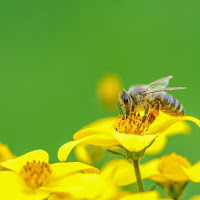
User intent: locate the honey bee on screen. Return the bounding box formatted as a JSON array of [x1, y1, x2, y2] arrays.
[[118, 76, 186, 123]]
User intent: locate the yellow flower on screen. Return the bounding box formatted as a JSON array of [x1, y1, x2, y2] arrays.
[[0, 143, 15, 170], [97, 74, 122, 109], [145, 153, 200, 184], [119, 191, 171, 200], [58, 112, 200, 161], [145, 153, 200, 199], [0, 150, 104, 200], [74, 144, 104, 165], [111, 153, 200, 199]]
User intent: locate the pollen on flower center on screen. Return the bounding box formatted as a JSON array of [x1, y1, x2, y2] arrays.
[[20, 160, 52, 189], [114, 113, 151, 135], [158, 153, 192, 173]]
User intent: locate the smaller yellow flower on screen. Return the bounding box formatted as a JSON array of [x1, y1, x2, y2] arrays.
[[0, 150, 103, 200], [58, 112, 200, 161], [0, 143, 15, 170], [97, 74, 122, 109], [111, 153, 200, 199], [74, 144, 104, 165], [149, 153, 200, 199], [148, 153, 198, 184], [183, 160, 200, 183]]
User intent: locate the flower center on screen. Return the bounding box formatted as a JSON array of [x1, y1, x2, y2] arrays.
[[20, 160, 52, 189], [114, 113, 151, 135], [158, 153, 192, 173]]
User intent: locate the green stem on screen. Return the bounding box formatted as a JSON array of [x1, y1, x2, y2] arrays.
[[132, 159, 144, 192]]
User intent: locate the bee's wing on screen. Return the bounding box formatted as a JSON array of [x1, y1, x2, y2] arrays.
[[148, 76, 173, 90], [143, 87, 187, 95]]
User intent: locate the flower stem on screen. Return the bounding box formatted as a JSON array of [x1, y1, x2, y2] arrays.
[[132, 159, 144, 192]]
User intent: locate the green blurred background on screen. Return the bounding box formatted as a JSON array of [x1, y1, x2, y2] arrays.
[[0, 0, 199, 199]]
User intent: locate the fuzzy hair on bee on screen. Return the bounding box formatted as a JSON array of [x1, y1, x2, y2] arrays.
[[118, 76, 186, 117]]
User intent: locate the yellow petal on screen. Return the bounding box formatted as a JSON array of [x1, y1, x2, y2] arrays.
[[97, 181, 118, 200], [90, 159, 120, 200], [144, 116, 200, 136], [149, 174, 169, 184], [74, 144, 93, 164], [0, 143, 16, 170], [73, 128, 109, 140], [145, 134, 167, 155], [1, 149, 49, 173], [101, 159, 128, 180], [50, 162, 100, 178], [113, 159, 160, 186], [120, 191, 161, 200], [110, 159, 135, 186], [74, 144, 104, 165], [151, 112, 190, 136], [0, 171, 49, 200], [184, 161, 200, 182], [73, 117, 117, 140], [155, 116, 200, 132], [41, 173, 105, 199], [0, 143, 15, 162], [157, 161, 189, 183], [161, 120, 190, 136], [85, 117, 117, 129], [58, 134, 119, 161], [112, 131, 158, 152]]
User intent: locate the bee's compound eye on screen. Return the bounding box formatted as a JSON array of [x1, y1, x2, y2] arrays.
[[123, 94, 130, 105]]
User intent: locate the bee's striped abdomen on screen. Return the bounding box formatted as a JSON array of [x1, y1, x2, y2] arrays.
[[159, 92, 185, 116]]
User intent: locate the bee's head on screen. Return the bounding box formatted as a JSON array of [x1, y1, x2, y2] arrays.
[[118, 89, 133, 114]]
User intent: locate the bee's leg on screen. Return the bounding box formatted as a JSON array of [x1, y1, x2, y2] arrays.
[[118, 101, 124, 116], [125, 105, 131, 116], [125, 109, 130, 116], [142, 104, 150, 123], [148, 101, 160, 125], [137, 105, 150, 132], [153, 101, 160, 117]]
